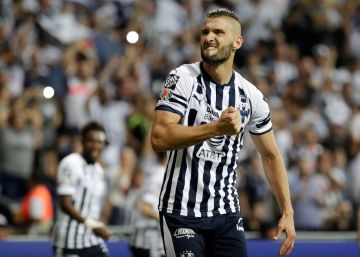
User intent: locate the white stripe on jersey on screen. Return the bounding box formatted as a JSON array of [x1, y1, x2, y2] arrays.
[[179, 147, 194, 216], [194, 157, 205, 217], [156, 62, 272, 217], [166, 149, 185, 211]]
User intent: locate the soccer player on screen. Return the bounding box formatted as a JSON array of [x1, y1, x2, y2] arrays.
[[151, 8, 296, 257], [52, 122, 111, 257]]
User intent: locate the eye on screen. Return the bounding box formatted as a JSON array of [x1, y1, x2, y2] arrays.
[[214, 29, 225, 35], [201, 29, 209, 36]]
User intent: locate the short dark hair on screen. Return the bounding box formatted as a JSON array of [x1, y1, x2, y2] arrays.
[[207, 8, 240, 24], [81, 121, 106, 139]]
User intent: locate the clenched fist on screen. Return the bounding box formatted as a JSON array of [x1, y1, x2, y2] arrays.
[[216, 107, 242, 136]]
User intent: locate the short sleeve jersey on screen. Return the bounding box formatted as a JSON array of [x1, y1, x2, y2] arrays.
[[52, 153, 108, 249], [156, 62, 272, 217]]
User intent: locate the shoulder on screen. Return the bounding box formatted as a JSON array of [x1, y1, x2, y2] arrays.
[[234, 72, 264, 99], [170, 62, 201, 80], [59, 153, 84, 168]]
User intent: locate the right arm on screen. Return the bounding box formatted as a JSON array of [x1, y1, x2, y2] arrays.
[[151, 107, 242, 152], [59, 195, 111, 240], [59, 195, 85, 224]]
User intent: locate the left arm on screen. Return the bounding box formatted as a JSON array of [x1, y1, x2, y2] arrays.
[[251, 130, 296, 257]]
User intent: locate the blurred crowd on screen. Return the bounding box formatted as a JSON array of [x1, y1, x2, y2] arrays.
[[0, 0, 359, 239]]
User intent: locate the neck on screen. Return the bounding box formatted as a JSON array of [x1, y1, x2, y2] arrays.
[[202, 59, 234, 85], [82, 154, 96, 164]]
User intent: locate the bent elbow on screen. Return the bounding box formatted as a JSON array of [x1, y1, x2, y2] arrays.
[[151, 129, 166, 152]]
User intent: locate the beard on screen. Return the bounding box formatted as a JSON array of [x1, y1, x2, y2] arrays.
[[201, 42, 233, 66]]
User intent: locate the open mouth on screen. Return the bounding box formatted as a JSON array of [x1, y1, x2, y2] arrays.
[[205, 46, 217, 49]]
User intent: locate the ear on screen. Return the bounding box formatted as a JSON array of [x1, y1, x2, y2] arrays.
[[233, 36, 243, 50]]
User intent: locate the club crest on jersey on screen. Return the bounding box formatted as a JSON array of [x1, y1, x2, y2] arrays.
[[174, 228, 195, 239], [238, 95, 250, 124], [163, 74, 180, 90]]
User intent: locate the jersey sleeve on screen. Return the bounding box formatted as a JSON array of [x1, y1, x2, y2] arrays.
[[248, 88, 272, 135], [56, 158, 79, 196], [155, 68, 194, 117]]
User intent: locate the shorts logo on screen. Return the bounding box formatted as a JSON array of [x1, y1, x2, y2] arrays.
[[236, 217, 244, 231], [179, 250, 194, 257], [174, 228, 195, 239]]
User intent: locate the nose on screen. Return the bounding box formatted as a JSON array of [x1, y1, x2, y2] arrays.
[[204, 31, 215, 42]]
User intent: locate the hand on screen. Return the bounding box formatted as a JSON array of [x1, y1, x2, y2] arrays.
[[273, 213, 296, 257], [93, 226, 112, 240], [216, 107, 242, 135]]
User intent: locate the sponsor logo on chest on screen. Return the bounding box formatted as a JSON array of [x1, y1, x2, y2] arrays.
[[196, 145, 225, 162]]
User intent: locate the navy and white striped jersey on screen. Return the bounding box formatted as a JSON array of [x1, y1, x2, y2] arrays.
[[52, 153, 108, 249], [156, 62, 272, 217]]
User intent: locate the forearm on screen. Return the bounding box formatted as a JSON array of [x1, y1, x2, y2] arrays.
[[151, 122, 219, 152], [59, 196, 85, 223], [262, 154, 293, 215], [60, 202, 85, 223]]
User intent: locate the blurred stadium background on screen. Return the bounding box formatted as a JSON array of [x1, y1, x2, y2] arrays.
[[0, 0, 359, 256]]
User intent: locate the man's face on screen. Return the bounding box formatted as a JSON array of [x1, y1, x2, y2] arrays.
[[82, 130, 106, 163], [200, 16, 240, 65]]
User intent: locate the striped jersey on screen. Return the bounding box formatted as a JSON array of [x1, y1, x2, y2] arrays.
[[52, 153, 108, 249], [156, 62, 272, 217]]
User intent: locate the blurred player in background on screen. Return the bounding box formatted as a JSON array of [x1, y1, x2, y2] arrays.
[[52, 121, 112, 257]]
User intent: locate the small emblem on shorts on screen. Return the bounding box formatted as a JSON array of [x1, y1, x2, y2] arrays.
[[174, 228, 195, 239], [236, 217, 244, 231], [179, 250, 194, 257]]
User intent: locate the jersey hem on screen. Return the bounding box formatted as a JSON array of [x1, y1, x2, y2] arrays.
[[158, 207, 240, 217], [249, 127, 272, 135]]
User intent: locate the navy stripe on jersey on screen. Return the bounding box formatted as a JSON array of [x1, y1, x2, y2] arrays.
[[169, 98, 187, 109], [204, 77, 212, 104], [187, 143, 201, 216], [228, 84, 235, 107], [155, 105, 183, 117], [216, 86, 224, 110], [256, 113, 271, 128], [200, 160, 212, 213], [161, 150, 178, 211], [250, 126, 273, 135], [172, 92, 188, 102]]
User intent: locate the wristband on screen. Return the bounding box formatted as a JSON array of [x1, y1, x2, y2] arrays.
[[84, 218, 104, 229]]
